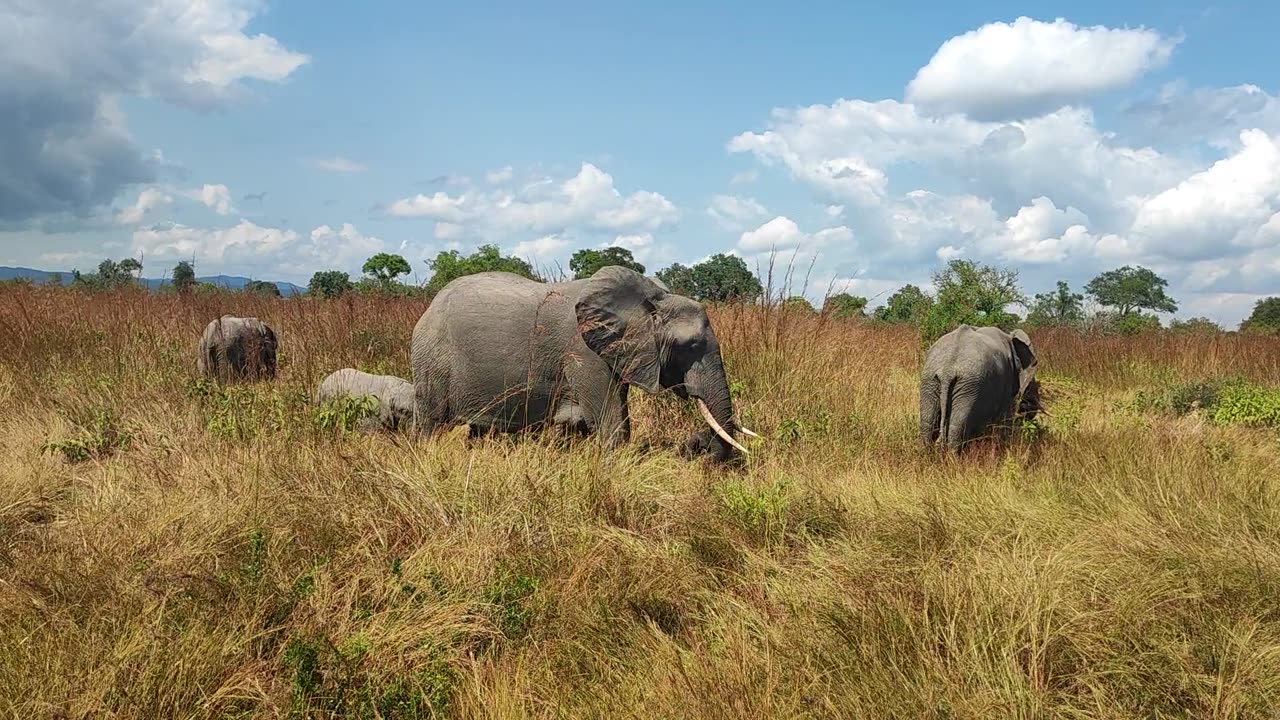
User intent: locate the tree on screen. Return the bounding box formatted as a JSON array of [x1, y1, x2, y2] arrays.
[[823, 293, 868, 319], [172, 261, 196, 294], [570, 246, 645, 280], [783, 296, 816, 313], [654, 263, 696, 296], [919, 259, 1024, 343], [245, 280, 282, 297], [1241, 297, 1280, 335], [1085, 265, 1178, 317], [654, 255, 763, 303], [1095, 311, 1161, 335], [425, 244, 538, 294], [308, 270, 353, 299], [874, 285, 933, 324], [1169, 316, 1221, 334], [70, 258, 142, 290], [362, 253, 412, 285], [692, 254, 762, 303], [1026, 280, 1085, 327]]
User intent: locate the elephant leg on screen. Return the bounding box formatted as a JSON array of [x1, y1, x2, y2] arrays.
[[919, 376, 941, 447], [563, 358, 630, 449], [411, 380, 451, 439], [946, 389, 982, 452]]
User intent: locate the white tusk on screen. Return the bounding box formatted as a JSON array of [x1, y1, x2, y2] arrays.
[[738, 426, 761, 438], [695, 399, 749, 455]]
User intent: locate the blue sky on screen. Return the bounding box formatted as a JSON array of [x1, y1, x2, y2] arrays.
[[3, 1, 1279, 325]]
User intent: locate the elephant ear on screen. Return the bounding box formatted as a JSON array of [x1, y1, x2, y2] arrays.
[[1010, 328, 1037, 394], [575, 266, 665, 392]]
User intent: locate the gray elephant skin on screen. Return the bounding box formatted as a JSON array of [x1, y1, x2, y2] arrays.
[[197, 315, 279, 382], [315, 368, 415, 432], [919, 324, 1040, 450], [409, 266, 752, 461]]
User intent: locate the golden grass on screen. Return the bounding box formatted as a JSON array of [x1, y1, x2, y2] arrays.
[[3, 284, 1280, 719]]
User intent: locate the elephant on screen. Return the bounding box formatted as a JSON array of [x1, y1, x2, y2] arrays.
[[409, 265, 757, 461], [919, 324, 1040, 451], [197, 315, 279, 382], [315, 368, 415, 432]]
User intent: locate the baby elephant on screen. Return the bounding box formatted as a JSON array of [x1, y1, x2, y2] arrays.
[[315, 368, 415, 432], [197, 315, 279, 382], [920, 325, 1040, 451]]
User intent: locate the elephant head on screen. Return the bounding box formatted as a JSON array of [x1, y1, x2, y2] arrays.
[[574, 266, 753, 461], [1009, 328, 1040, 416]]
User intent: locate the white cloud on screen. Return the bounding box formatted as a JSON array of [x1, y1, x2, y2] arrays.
[[729, 75, 1280, 322], [388, 192, 470, 222], [707, 195, 769, 231], [310, 157, 367, 173], [513, 234, 571, 261], [386, 162, 679, 239], [1130, 129, 1280, 261], [730, 169, 759, 185], [0, 0, 307, 223], [738, 216, 853, 254], [116, 188, 174, 225], [130, 220, 409, 279], [193, 184, 234, 215], [486, 166, 514, 184], [907, 17, 1178, 120]]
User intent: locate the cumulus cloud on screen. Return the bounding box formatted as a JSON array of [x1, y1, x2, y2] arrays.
[[193, 184, 235, 215], [737, 216, 853, 255], [727, 17, 1280, 324], [309, 157, 367, 173], [0, 0, 307, 223], [130, 220, 406, 279], [116, 188, 174, 225], [1130, 129, 1280, 261], [907, 17, 1177, 120], [513, 234, 571, 261], [386, 162, 679, 239], [707, 195, 768, 231]]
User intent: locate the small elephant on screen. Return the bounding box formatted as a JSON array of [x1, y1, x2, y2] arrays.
[[315, 368, 415, 432], [919, 324, 1040, 451], [409, 265, 757, 461], [197, 315, 279, 382]]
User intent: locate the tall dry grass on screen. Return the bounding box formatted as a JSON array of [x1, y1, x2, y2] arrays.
[[2, 283, 1280, 719]]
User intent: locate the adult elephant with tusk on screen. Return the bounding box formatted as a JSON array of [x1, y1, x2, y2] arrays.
[[409, 265, 755, 461]]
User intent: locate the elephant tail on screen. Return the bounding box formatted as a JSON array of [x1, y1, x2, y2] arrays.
[[939, 374, 958, 447]]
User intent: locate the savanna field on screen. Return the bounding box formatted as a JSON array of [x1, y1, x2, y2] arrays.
[[5, 284, 1280, 719]]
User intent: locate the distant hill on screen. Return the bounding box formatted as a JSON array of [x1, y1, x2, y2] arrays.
[[0, 266, 305, 296]]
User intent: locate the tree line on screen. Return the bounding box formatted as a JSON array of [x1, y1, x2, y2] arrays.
[[22, 245, 1280, 337]]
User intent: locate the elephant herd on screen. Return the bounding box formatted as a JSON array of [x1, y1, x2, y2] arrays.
[[196, 266, 1041, 461]]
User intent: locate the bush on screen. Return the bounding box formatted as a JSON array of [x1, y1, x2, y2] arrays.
[[1134, 377, 1280, 428]]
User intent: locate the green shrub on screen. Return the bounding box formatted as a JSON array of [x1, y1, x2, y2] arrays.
[[42, 405, 133, 463], [1135, 378, 1280, 428], [312, 395, 380, 433], [1211, 383, 1280, 428]]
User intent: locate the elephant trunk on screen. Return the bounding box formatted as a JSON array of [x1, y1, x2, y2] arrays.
[[682, 340, 745, 461]]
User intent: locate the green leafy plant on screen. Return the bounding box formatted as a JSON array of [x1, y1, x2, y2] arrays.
[[312, 395, 380, 433], [42, 405, 133, 463]]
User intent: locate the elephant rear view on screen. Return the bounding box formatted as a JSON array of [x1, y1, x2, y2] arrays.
[[315, 368, 415, 432], [920, 325, 1039, 451], [197, 315, 279, 382]]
